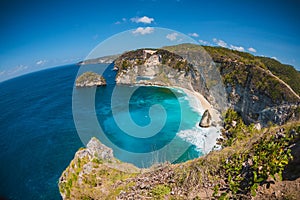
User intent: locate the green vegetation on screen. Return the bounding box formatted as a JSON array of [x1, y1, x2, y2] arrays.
[[151, 184, 171, 199], [222, 108, 250, 147], [201, 46, 300, 103], [220, 133, 293, 198], [258, 57, 300, 96], [75, 71, 106, 86], [213, 109, 299, 199]]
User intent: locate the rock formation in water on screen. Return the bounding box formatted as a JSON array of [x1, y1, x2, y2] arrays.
[[199, 109, 212, 128], [75, 71, 107, 87]]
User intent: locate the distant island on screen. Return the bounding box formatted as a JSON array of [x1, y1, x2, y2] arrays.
[[64, 44, 300, 199], [75, 71, 106, 87]]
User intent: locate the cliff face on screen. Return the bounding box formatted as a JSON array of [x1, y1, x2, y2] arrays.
[[114, 48, 210, 99], [204, 47, 300, 126], [164, 44, 300, 126]]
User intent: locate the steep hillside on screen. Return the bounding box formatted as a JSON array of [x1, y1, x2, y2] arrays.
[[59, 119, 300, 199], [164, 44, 300, 126]]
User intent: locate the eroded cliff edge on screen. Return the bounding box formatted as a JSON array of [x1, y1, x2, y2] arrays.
[[59, 121, 300, 199]]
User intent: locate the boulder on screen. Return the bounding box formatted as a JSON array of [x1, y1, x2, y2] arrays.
[[199, 109, 212, 128], [86, 137, 114, 160]]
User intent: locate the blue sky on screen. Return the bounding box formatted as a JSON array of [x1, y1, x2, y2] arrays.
[[0, 0, 299, 81]]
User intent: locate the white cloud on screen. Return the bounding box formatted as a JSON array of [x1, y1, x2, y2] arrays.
[[7, 65, 28, 75], [131, 16, 154, 24], [36, 60, 47, 65], [166, 32, 179, 41], [213, 38, 227, 47], [213, 38, 245, 51], [271, 56, 278, 60], [248, 47, 257, 53], [132, 27, 154, 35], [189, 33, 199, 37], [115, 18, 127, 25], [198, 39, 210, 45], [230, 45, 245, 52]]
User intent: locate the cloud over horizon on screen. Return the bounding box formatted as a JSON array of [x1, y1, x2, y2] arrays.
[[213, 38, 228, 48], [188, 33, 199, 37], [230, 45, 245, 52], [198, 39, 211, 45], [248, 47, 257, 53], [131, 16, 154, 24], [213, 38, 256, 52], [132, 27, 154, 35], [36, 60, 47, 65], [166, 32, 179, 41]]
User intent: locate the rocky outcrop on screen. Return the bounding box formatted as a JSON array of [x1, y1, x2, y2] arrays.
[[58, 137, 139, 200], [199, 109, 212, 128], [75, 71, 106, 87], [114, 48, 210, 98]]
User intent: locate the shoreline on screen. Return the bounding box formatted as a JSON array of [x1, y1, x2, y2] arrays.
[[134, 83, 223, 154], [170, 86, 222, 125], [134, 82, 222, 127]]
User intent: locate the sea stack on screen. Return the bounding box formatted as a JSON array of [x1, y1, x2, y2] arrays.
[[75, 71, 107, 87], [199, 109, 212, 128]]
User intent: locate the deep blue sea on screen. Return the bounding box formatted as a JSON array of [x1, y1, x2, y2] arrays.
[[0, 64, 203, 199]]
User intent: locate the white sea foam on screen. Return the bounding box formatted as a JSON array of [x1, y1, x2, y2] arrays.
[[177, 89, 221, 155], [177, 125, 221, 154]]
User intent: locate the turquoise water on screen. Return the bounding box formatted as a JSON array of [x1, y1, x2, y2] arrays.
[[0, 64, 203, 199]]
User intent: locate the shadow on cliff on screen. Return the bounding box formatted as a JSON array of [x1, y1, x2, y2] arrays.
[[283, 139, 300, 181]]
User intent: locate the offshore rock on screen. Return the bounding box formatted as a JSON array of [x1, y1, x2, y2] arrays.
[[199, 109, 212, 128], [75, 71, 106, 87]]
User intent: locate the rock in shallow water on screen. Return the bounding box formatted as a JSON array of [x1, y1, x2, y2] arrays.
[[199, 109, 212, 128]]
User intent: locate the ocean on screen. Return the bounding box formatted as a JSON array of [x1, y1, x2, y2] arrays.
[[0, 64, 212, 199]]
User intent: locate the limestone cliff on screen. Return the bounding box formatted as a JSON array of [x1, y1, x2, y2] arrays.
[[163, 44, 300, 126], [114, 48, 210, 99], [203, 45, 300, 126]]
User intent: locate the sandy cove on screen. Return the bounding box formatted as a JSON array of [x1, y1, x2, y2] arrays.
[[174, 86, 222, 125]]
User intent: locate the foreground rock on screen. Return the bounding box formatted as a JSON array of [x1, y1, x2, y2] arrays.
[[58, 137, 139, 200], [199, 109, 212, 128], [75, 71, 106, 87]]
